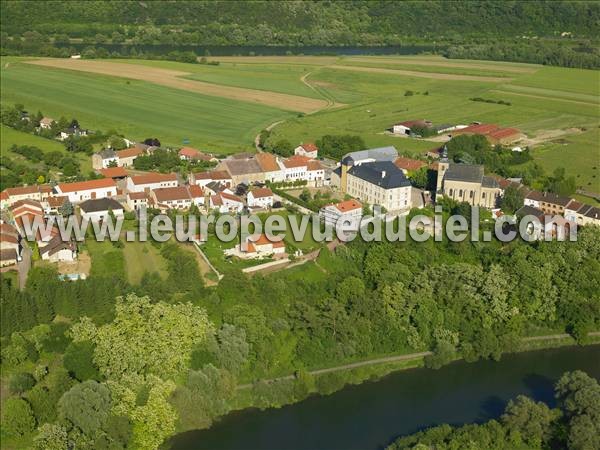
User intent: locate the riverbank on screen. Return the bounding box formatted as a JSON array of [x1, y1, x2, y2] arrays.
[[168, 343, 600, 450], [188, 331, 600, 437]]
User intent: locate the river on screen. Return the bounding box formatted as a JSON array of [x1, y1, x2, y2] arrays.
[[168, 345, 600, 450]]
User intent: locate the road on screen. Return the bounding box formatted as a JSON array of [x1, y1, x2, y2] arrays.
[[18, 243, 32, 290]]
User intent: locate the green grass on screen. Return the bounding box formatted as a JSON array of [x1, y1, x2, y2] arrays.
[[1, 59, 292, 153], [84, 239, 125, 279], [531, 128, 600, 193], [122, 241, 168, 285], [1, 124, 92, 172], [510, 66, 600, 97]]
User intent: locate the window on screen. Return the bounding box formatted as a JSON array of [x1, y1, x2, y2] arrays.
[[470, 191, 474, 199], [459, 189, 463, 197]]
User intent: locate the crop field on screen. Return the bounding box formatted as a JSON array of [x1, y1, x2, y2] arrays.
[[1, 55, 598, 189]]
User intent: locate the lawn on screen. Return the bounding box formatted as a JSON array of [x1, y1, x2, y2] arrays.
[[84, 239, 125, 279], [122, 240, 168, 285], [0, 124, 92, 173], [1, 59, 293, 153]]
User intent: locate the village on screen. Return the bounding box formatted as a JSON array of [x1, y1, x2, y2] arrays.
[[1, 115, 599, 287]]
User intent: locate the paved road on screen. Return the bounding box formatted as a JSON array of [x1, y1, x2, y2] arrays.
[[18, 244, 32, 290]]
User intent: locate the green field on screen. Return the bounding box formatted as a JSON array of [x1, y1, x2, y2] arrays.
[[0, 124, 92, 172], [122, 240, 169, 285], [1, 58, 293, 153], [2, 55, 598, 191]]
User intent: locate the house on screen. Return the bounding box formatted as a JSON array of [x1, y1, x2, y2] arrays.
[[55, 178, 118, 203], [39, 117, 54, 129], [58, 126, 88, 141], [524, 191, 572, 215], [294, 143, 318, 159], [178, 147, 214, 162], [150, 186, 192, 211], [43, 195, 69, 215], [98, 166, 128, 180], [1, 184, 52, 208], [79, 198, 124, 222], [0, 249, 19, 267], [188, 185, 205, 207], [334, 146, 398, 192], [217, 155, 265, 186], [1, 222, 21, 266], [204, 181, 233, 196], [391, 120, 432, 136], [256, 152, 284, 182], [394, 157, 427, 174], [126, 192, 149, 211], [346, 161, 412, 212], [11, 201, 58, 245], [436, 161, 501, 209], [247, 187, 274, 209], [115, 146, 145, 167], [92, 148, 118, 170], [226, 234, 287, 259], [516, 205, 573, 240], [190, 170, 232, 187], [126, 173, 178, 193], [39, 235, 77, 262], [320, 199, 363, 231], [306, 160, 326, 186], [564, 201, 600, 227], [210, 192, 244, 213]]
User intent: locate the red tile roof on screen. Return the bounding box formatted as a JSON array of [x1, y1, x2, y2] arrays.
[[130, 172, 178, 185], [116, 147, 144, 158], [394, 157, 427, 172], [188, 185, 204, 198], [250, 187, 273, 198], [307, 160, 323, 171], [220, 192, 243, 203], [194, 170, 231, 180], [57, 178, 116, 193], [99, 166, 128, 178], [46, 196, 68, 208], [127, 192, 148, 200], [283, 155, 311, 169], [333, 199, 362, 213], [300, 143, 318, 152], [152, 186, 191, 202], [256, 152, 280, 172]]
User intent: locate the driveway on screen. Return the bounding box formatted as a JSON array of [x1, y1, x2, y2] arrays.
[[18, 244, 32, 290]]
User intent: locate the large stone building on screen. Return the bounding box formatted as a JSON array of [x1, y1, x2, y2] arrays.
[[331, 146, 398, 192], [436, 161, 501, 208], [346, 161, 412, 213]]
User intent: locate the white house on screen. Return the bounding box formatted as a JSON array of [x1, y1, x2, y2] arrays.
[[126, 192, 149, 211], [306, 160, 326, 186], [92, 149, 118, 170], [247, 187, 274, 209], [210, 192, 244, 213], [188, 185, 205, 207], [225, 234, 287, 259], [150, 186, 192, 211], [40, 236, 77, 262], [79, 198, 124, 222], [281, 155, 310, 182], [126, 173, 178, 193], [320, 199, 363, 231], [294, 143, 318, 159], [190, 170, 232, 188], [55, 178, 118, 204]]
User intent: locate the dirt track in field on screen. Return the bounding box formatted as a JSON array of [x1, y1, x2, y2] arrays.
[[327, 64, 512, 82], [346, 57, 538, 73], [26, 59, 330, 113]]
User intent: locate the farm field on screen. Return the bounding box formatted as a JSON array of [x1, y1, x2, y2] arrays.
[[1, 55, 598, 192]]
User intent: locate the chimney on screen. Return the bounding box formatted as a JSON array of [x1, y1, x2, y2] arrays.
[[381, 171, 386, 178]]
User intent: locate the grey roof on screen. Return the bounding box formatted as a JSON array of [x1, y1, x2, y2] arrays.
[[579, 204, 600, 219], [79, 198, 123, 213], [40, 235, 75, 257], [482, 176, 500, 188], [444, 163, 485, 184], [342, 146, 398, 165], [516, 205, 544, 218], [98, 148, 116, 159], [222, 158, 262, 176], [347, 161, 411, 189]]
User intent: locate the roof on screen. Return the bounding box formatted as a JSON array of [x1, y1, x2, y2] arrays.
[[347, 161, 411, 189], [256, 152, 280, 172], [249, 187, 273, 198], [0, 248, 18, 261], [299, 143, 318, 152], [222, 158, 262, 176], [220, 192, 243, 203], [394, 157, 427, 172], [342, 146, 398, 165], [188, 185, 204, 198], [46, 196, 68, 208], [39, 235, 75, 257], [79, 198, 124, 213], [0, 223, 19, 237], [444, 163, 485, 184], [194, 170, 231, 180], [11, 199, 44, 211], [98, 148, 117, 159], [57, 178, 116, 193], [179, 147, 200, 158], [526, 191, 572, 206], [283, 155, 311, 169], [99, 167, 128, 178], [116, 146, 144, 158], [210, 194, 223, 206], [394, 120, 431, 128], [578, 204, 600, 220], [516, 205, 545, 218], [0, 234, 19, 245], [566, 200, 584, 211], [152, 186, 191, 202], [40, 117, 54, 125], [488, 128, 521, 140], [129, 172, 177, 186], [332, 199, 362, 213], [127, 192, 148, 200], [482, 176, 500, 189], [307, 160, 323, 171], [249, 234, 286, 249], [4, 185, 42, 196]]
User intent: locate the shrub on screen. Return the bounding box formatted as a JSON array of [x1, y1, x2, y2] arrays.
[[9, 372, 36, 394]]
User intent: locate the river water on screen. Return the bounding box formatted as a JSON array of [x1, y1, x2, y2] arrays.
[[168, 345, 600, 450]]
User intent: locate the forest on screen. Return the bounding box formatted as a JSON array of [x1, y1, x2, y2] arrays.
[[388, 370, 600, 449], [1, 1, 599, 68], [1, 210, 599, 448]]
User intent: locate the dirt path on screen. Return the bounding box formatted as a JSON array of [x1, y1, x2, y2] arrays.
[[26, 59, 329, 113], [237, 331, 600, 390], [327, 64, 512, 83], [520, 127, 585, 147], [346, 57, 537, 74], [254, 120, 285, 151]]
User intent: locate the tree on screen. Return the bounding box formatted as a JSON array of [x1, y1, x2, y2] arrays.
[[215, 324, 250, 374], [63, 341, 101, 381], [33, 423, 69, 450], [9, 372, 36, 394], [59, 199, 74, 217], [58, 380, 112, 436], [500, 184, 524, 213], [501, 395, 556, 446], [2, 397, 36, 437]]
